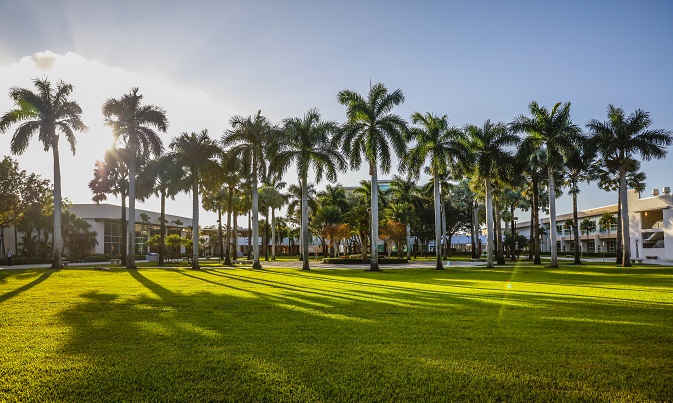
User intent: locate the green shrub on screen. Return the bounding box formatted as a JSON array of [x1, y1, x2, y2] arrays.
[[323, 257, 408, 264], [6, 257, 52, 265]]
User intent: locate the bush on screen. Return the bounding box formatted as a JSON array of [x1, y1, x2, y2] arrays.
[[6, 257, 52, 265], [323, 257, 409, 264], [82, 255, 109, 263]]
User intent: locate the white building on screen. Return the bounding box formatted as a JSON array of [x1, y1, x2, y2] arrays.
[[515, 187, 673, 261]]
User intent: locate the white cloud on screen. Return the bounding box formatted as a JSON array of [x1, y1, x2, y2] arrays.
[[0, 51, 241, 223]]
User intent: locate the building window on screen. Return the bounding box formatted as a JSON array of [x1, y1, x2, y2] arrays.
[[587, 240, 595, 252], [103, 220, 122, 255]]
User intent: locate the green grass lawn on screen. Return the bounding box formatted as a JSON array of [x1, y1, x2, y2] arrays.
[[1, 263, 672, 402]]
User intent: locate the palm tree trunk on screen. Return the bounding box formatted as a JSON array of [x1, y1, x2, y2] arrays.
[[51, 144, 63, 269], [369, 162, 380, 271], [619, 168, 631, 267], [510, 205, 516, 261], [232, 202, 238, 261], [159, 188, 165, 266], [616, 190, 623, 265], [572, 188, 581, 265], [217, 206, 226, 263], [472, 201, 479, 259], [271, 208, 276, 260], [406, 223, 411, 260], [224, 188, 233, 265], [433, 174, 443, 270], [247, 210, 252, 259], [264, 211, 269, 261], [121, 191, 127, 266], [191, 178, 199, 269], [495, 199, 506, 265], [485, 179, 494, 268], [533, 178, 541, 265], [127, 153, 137, 269], [251, 154, 261, 269], [548, 168, 558, 268], [528, 206, 534, 260], [301, 177, 310, 271]]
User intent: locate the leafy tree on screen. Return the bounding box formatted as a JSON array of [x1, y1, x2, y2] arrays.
[[384, 202, 415, 258], [61, 211, 98, 261], [0, 157, 52, 257], [337, 83, 408, 271], [511, 101, 582, 268], [388, 174, 420, 259], [562, 136, 595, 264], [463, 120, 520, 268], [273, 108, 345, 270], [405, 112, 467, 270], [580, 218, 596, 239], [222, 111, 275, 270], [598, 212, 617, 253], [170, 130, 222, 269], [89, 149, 132, 264], [588, 105, 672, 267], [0, 78, 88, 268], [103, 87, 167, 269], [138, 154, 181, 266]]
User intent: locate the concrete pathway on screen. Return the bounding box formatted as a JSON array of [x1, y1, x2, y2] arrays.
[[2, 256, 671, 271]]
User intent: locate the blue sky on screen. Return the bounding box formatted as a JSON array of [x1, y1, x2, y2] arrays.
[[1, 0, 672, 224]]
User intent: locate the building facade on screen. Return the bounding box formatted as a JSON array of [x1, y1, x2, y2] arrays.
[[515, 188, 673, 261]]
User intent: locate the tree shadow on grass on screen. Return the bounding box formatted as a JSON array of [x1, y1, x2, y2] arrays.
[[11, 267, 671, 402], [0, 270, 53, 303]]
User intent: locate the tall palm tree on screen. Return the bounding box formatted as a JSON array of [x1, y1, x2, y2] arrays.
[[89, 148, 131, 264], [222, 111, 274, 270], [511, 101, 582, 268], [463, 120, 520, 268], [102, 88, 167, 269], [337, 83, 407, 271], [216, 150, 246, 265], [587, 105, 672, 267], [273, 108, 345, 271], [0, 78, 88, 269], [405, 112, 467, 270], [562, 136, 594, 264], [139, 154, 181, 266], [286, 182, 317, 260], [169, 130, 222, 269]]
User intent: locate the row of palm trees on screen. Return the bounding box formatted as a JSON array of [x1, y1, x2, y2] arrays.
[[1, 78, 671, 270]]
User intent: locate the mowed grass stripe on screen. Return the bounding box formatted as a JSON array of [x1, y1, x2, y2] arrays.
[[1, 264, 671, 402]]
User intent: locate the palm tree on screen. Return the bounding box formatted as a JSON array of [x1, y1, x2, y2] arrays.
[[102, 88, 167, 269], [169, 130, 222, 269], [587, 105, 672, 267], [222, 111, 274, 270], [201, 187, 228, 261], [140, 154, 181, 266], [562, 136, 594, 264], [0, 78, 88, 269], [216, 150, 246, 265], [318, 184, 349, 213], [598, 212, 617, 254], [273, 108, 345, 271], [337, 83, 408, 271], [385, 202, 415, 258], [511, 101, 582, 268], [388, 174, 419, 259], [286, 182, 317, 260], [405, 112, 467, 270], [463, 120, 520, 268]]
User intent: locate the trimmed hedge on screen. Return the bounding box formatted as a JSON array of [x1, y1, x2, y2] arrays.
[[323, 257, 409, 264], [5, 257, 52, 265]]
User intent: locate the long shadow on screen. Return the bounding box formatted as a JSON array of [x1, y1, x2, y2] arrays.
[[0, 270, 53, 303], [127, 268, 177, 300]]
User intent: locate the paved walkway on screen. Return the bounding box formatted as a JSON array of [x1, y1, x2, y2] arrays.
[[1, 256, 671, 271]]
